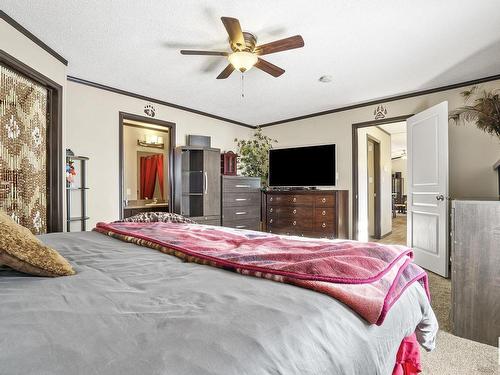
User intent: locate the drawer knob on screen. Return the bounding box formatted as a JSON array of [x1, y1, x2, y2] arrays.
[[269, 219, 273, 224], [322, 210, 326, 216], [293, 197, 297, 202], [321, 197, 326, 203], [270, 197, 273, 201], [269, 208, 273, 213], [322, 222, 326, 228], [292, 220, 297, 226], [293, 209, 297, 214]]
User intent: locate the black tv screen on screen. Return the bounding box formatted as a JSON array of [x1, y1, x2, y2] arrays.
[[269, 144, 336, 187]]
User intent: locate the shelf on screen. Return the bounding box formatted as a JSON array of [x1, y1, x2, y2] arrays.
[[67, 216, 90, 222]]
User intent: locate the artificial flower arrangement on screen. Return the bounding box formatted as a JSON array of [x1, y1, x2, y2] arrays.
[[66, 159, 77, 185]]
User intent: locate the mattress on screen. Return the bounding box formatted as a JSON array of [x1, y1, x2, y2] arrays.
[[0, 231, 437, 375]]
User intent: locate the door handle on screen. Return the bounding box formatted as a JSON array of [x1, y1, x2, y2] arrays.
[[436, 194, 445, 201], [204, 172, 208, 195]]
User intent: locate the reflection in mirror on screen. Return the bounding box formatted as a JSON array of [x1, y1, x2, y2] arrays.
[[122, 120, 170, 216]]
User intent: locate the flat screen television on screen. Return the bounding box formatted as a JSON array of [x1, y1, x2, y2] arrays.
[[268, 144, 336, 187]]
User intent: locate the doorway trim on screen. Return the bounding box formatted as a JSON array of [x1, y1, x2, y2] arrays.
[[366, 135, 381, 239], [0, 50, 63, 232], [118, 112, 176, 219], [352, 114, 412, 240]]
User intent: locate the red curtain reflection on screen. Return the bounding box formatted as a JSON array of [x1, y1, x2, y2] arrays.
[[140, 154, 164, 199]]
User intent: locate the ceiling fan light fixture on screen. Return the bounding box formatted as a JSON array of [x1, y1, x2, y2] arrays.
[[228, 51, 258, 73]]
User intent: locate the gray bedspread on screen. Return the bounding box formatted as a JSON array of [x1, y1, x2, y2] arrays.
[[0, 231, 437, 375]]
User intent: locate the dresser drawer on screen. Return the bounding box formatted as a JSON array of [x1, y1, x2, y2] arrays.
[[314, 194, 336, 207], [313, 219, 336, 233], [278, 206, 313, 219], [267, 194, 314, 206], [223, 177, 261, 192], [223, 218, 260, 231], [223, 192, 261, 207], [314, 207, 336, 221], [223, 206, 260, 221]]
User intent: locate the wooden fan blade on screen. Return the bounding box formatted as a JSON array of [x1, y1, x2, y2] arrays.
[[221, 17, 245, 50], [180, 50, 228, 56], [255, 58, 285, 77], [255, 35, 304, 56], [216, 64, 235, 79]]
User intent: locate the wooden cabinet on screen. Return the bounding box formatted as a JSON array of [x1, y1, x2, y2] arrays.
[[451, 199, 500, 347], [221, 176, 261, 231], [174, 146, 221, 225], [263, 190, 348, 239]]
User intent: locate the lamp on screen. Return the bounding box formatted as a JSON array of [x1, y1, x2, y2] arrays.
[[228, 51, 258, 73]]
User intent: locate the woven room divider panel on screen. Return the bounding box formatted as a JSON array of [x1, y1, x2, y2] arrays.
[[0, 63, 48, 234]]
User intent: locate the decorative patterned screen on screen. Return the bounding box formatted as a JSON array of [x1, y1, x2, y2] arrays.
[[0, 63, 48, 234]]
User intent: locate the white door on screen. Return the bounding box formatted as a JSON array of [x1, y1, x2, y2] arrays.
[[407, 101, 449, 277]]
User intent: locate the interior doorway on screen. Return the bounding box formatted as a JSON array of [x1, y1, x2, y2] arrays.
[[118, 112, 175, 220], [352, 115, 411, 244]]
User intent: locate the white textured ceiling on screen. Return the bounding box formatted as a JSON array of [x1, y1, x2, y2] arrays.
[[3, 1, 500, 126]]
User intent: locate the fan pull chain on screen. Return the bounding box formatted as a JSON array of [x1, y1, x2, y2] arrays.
[[241, 73, 245, 99]]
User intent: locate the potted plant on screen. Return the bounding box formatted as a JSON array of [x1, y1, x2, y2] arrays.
[[234, 127, 278, 186], [449, 86, 500, 138]]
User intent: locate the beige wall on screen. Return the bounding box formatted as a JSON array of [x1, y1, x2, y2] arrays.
[[357, 127, 392, 240], [66, 81, 253, 228], [263, 80, 500, 238]]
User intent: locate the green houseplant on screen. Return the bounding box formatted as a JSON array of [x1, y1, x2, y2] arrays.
[[449, 86, 500, 138], [234, 127, 277, 186]]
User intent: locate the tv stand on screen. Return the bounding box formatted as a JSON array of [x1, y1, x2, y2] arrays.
[[263, 189, 348, 239]]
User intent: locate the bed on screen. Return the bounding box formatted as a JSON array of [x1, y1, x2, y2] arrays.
[[0, 229, 437, 375]]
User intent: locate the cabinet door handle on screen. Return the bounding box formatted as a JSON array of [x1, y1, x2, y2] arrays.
[[235, 198, 247, 201], [235, 184, 250, 188], [235, 211, 247, 215], [204, 172, 208, 195]]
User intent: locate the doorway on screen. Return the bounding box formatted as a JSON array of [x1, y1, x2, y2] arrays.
[[352, 115, 411, 244], [118, 112, 175, 219]]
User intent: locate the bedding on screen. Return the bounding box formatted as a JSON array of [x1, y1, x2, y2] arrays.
[[0, 231, 437, 375], [95, 221, 428, 325]]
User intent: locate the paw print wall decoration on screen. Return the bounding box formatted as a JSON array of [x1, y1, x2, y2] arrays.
[[144, 104, 156, 118], [373, 105, 388, 120]]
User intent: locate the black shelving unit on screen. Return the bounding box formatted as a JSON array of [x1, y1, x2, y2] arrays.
[[66, 155, 89, 232]]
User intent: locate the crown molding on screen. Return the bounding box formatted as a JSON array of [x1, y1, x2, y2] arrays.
[[0, 10, 68, 66], [259, 73, 500, 127], [67, 76, 254, 129]]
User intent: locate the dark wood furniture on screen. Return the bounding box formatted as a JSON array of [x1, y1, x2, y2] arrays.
[[451, 199, 500, 347], [175, 146, 221, 225], [263, 190, 349, 239], [221, 176, 261, 231], [66, 155, 89, 232], [221, 151, 237, 176]]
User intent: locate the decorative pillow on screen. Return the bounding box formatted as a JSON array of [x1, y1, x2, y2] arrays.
[[0, 211, 75, 277], [119, 212, 196, 224]]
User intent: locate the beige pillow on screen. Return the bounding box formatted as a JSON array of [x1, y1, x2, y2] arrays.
[[0, 211, 75, 277]]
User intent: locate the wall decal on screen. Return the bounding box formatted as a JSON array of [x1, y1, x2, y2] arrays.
[[144, 104, 156, 118], [373, 105, 388, 120]]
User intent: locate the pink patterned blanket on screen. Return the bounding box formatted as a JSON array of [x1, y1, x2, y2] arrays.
[[94, 222, 429, 325]]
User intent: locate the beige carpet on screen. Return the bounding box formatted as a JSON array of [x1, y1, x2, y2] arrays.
[[421, 272, 499, 374]]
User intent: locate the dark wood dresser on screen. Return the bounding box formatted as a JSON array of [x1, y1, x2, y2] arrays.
[[221, 176, 261, 231], [263, 190, 348, 239]]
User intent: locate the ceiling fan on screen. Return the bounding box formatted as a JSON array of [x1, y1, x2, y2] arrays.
[[180, 17, 304, 79], [392, 150, 407, 160]]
